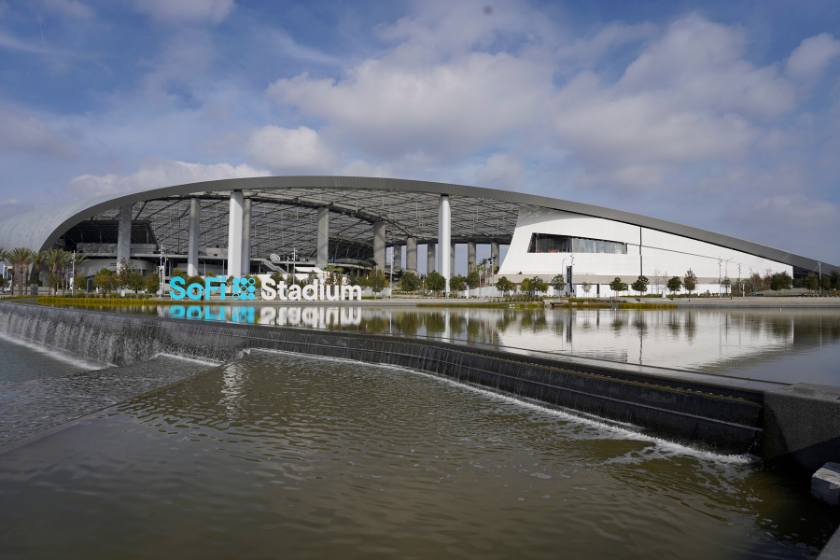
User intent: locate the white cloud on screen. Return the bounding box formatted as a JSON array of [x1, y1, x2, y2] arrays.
[[0, 109, 80, 158], [786, 33, 840, 80], [476, 154, 523, 189], [44, 0, 94, 19], [66, 158, 268, 198], [133, 0, 235, 25], [246, 125, 339, 173], [744, 194, 840, 229], [267, 53, 553, 159], [340, 159, 392, 178]]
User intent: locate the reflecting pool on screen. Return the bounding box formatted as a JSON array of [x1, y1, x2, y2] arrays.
[[1, 351, 836, 559], [67, 304, 840, 386]]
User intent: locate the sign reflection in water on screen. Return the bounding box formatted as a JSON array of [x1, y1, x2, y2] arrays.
[[169, 305, 362, 328]]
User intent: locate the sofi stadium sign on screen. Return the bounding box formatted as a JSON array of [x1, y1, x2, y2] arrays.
[[169, 276, 363, 301]]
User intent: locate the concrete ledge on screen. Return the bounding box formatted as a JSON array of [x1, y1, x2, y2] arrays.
[[819, 524, 840, 560], [813, 463, 840, 506], [764, 384, 840, 471]]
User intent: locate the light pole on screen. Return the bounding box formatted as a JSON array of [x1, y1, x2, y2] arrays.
[[489, 255, 495, 298], [71, 250, 76, 296], [819, 261, 822, 296], [718, 258, 721, 298], [389, 247, 393, 300]]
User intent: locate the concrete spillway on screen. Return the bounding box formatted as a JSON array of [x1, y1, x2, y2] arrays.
[[0, 302, 837, 470]]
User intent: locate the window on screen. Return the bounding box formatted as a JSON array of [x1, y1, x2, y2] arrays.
[[527, 233, 626, 254]]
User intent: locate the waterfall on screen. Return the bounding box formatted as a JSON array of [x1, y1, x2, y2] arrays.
[[0, 303, 764, 455]]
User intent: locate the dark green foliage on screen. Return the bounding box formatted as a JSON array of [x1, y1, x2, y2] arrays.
[[399, 271, 420, 292], [631, 275, 649, 295], [667, 276, 682, 295], [426, 271, 446, 295]]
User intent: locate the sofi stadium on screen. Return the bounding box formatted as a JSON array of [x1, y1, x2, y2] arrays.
[[0, 176, 835, 296]]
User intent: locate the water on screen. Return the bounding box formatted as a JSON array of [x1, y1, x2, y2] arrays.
[[63, 303, 840, 386], [0, 351, 836, 559], [0, 331, 103, 385]]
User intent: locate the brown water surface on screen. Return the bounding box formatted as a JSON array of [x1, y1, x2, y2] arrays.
[[0, 351, 836, 559]]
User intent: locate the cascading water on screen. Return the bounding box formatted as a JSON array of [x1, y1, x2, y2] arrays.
[[0, 303, 766, 454]]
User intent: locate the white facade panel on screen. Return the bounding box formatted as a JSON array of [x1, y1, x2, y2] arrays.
[[499, 207, 792, 294]]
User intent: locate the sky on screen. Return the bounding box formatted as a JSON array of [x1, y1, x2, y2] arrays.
[[1, 0, 839, 264]]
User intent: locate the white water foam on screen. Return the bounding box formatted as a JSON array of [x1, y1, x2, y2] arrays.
[[248, 348, 754, 465], [0, 331, 110, 370], [151, 352, 221, 367]]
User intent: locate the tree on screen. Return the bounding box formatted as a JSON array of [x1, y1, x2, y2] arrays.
[[520, 278, 531, 295], [804, 273, 819, 294], [7, 248, 34, 295], [128, 270, 146, 295], [495, 276, 514, 296], [270, 271, 285, 286], [449, 274, 467, 295], [667, 276, 683, 295], [683, 269, 697, 295], [631, 275, 649, 295], [529, 276, 548, 296], [748, 272, 762, 293], [721, 277, 731, 296], [94, 268, 116, 294], [170, 267, 186, 280], [117, 258, 136, 291], [652, 269, 665, 295], [30, 251, 47, 288], [145, 273, 160, 295], [832, 271, 840, 291], [426, 271, 446, 295], [368, 269, 388, 297], [582, 282, 592, 296], [45, 248, 64, 296], [466, 270, 480, 290], [770, 271, 792, 292], [609, 277, 627, 296], [398, 271, 420, 292], [58, 250, 72, 294], [820, 274, 831, 293], [550, 274, 565, 294], [73, 275, 87, 293]]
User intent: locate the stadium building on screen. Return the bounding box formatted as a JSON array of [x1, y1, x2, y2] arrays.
[[0, 176, 835, 296]]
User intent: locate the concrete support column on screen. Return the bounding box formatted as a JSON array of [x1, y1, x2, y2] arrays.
[[187, 199, 200, 276], [373, 222, 386, 272], [451, 243, 456, 276], [116, 204, 132, 270], [241, 198, 252, 276], [227, 191, 244, 277], [427, 243, 436, 274], [406, 237, 417, 274], [491, 241, 500, 273], [467, 241, 477, 272], [393, 244, 402, 273], [439, 195, 451, 295], [317, 207, 329, 268]]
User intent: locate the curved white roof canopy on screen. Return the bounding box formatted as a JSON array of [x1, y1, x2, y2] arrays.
[[0, 176, 834, 273]]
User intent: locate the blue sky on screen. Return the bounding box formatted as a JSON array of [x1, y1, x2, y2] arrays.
[[1, 0, 839, 263]]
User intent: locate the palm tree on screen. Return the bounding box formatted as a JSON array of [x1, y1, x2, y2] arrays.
[[45, 248, 64, 295], [30, 251, 47, 292], [71, 253, 88, 294], [58, 250, 72, 295], [7, 248, 33, 295]]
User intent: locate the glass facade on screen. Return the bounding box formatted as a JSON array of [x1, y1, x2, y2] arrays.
[[528, 233, 627, 254]]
